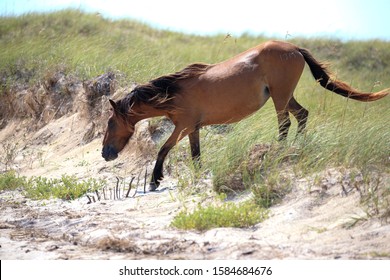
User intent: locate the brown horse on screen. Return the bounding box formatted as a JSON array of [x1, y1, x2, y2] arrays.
[[102, 40, 389, 191]]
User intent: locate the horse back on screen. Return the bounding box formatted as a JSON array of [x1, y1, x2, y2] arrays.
[[172, 41, 305, 126]]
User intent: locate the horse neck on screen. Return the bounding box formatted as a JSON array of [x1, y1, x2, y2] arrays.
[[129, 102, 168, 124]]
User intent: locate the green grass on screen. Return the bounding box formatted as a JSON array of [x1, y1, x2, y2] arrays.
[[171, 201, 268, 231], [203, 90, 389, 192], [0, 9, 251, 89], [1, 10, 389, 88], [24, 174, 105, 200], [0, 170, 25, 191], [0, 171, 105, 200]]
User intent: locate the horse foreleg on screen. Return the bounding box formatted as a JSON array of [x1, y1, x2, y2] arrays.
[[149, 126, 191, 191], [150, 145, 172, 191], [188, 129, 201, 168]]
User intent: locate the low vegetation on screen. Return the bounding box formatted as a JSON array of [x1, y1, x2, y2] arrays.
[[0, 171, 105, 200], [171, 201, 268, 231], [0, 170, 25, 191], [1, 10, 389, 230]]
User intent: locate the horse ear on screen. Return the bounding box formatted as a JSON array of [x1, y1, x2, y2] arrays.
[[109, 99, 118, 111]]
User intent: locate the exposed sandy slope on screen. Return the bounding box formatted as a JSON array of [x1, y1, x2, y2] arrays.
[[1, 109, 389, 260]]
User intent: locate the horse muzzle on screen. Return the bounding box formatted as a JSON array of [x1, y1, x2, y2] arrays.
[[102, 145, 119, 161]]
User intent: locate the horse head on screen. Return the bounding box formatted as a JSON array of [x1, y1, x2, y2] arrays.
[[102, 99, 135, 161]]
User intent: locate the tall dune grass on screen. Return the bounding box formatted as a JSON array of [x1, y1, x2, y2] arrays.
[[202, 79, 389, 193]]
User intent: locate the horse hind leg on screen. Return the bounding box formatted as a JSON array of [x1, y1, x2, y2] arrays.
[[288, 97, 309, 135], [271, 92, 292, 141], [274, 97, 308, 141], [276, 111, 291, 141]]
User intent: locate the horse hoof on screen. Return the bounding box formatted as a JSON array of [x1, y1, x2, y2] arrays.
[[149, 182, 159, 192]]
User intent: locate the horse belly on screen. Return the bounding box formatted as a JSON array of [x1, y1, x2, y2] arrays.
[[179, 54, 269, 126], [199, 83, 269, 125]]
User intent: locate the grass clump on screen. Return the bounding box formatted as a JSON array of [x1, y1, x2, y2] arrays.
[[0, 170, 26, 191], [24, 174, 105, 200], [357, 174, 390, 223], [171, 201, 268, 231], [0, 172, 105, 200]]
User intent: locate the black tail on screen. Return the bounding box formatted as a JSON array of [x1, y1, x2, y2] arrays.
[[298, 48, 389, 102]]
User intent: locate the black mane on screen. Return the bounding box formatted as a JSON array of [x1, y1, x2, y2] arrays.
[[118, 63, 209, 113]]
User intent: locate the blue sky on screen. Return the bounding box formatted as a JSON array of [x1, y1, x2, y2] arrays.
[[1, 0, 390, 41]]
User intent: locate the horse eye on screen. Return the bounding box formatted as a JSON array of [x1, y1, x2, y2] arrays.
[[108, 119, 115, 129]]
